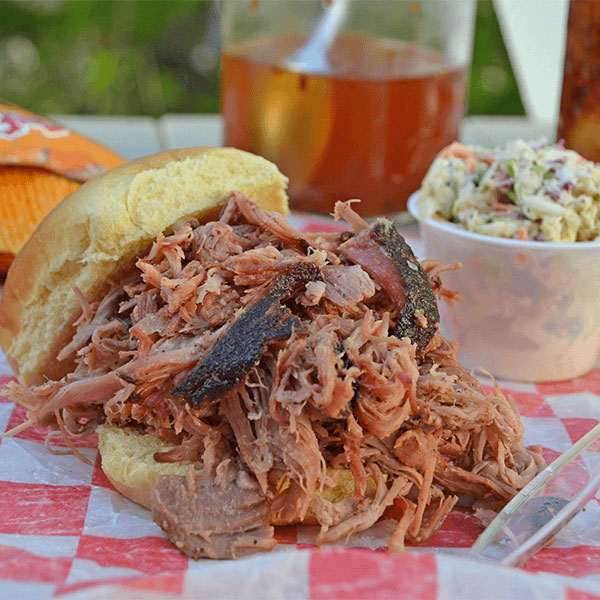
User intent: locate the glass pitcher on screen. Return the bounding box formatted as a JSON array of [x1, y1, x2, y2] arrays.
[[220, 0, 476, 216]]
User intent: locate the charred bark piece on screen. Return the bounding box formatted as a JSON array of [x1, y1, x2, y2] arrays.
[[172, 263, 321, 406], [371, 220, 440, 349], [269, 262, 321, 297], [339, 219, 439, 351], [174, 297, 296, 405]]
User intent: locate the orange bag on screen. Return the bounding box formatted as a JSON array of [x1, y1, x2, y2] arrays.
[[0, 102, 125, 273]]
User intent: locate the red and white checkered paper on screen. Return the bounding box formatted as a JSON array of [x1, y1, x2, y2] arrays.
[[1, 215, 600, 600]]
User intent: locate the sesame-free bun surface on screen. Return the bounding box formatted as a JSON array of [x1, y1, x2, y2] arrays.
[[0, 147, 289, 385], [98, 425, 370, 522], [98, 425, 191, 510]]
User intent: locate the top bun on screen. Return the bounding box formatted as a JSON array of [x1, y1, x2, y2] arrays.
[[0, 147, 289, 385]]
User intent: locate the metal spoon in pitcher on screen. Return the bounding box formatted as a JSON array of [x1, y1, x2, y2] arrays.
[[284, 0, 350, 74]]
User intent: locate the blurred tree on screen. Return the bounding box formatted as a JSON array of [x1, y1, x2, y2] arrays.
[[0, 0, 524, 117], [0, 0, 220, 115], [468, 0, 525, 115]]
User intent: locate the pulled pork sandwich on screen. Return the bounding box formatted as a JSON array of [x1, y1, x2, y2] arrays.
[[0, 148, 545, 559]]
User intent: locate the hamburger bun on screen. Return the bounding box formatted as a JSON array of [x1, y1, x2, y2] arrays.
[[98, 425, 191, 510], [0, 147, 289, 386], [98, 425, 372, 523], [0, 146, 365, 531]]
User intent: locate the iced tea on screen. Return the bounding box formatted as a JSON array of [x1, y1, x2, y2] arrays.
[[221, 34, 467, 215]]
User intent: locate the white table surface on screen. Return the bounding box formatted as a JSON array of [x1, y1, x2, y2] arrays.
[[50, 114, 555, 161]]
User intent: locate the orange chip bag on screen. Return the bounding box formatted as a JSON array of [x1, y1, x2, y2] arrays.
[[0, 102, 125, 273]]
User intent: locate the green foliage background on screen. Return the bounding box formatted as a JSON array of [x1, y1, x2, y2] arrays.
[[0, 0, 524, 116]]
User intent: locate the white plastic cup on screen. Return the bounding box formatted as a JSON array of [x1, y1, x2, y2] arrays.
[[408, 193, 600, 382]]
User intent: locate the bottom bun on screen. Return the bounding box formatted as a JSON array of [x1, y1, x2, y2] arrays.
[[97, 425, 375, 523], [98, 425, 190, 510]]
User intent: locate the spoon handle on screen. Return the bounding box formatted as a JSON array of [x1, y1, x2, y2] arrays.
[[285, 0, 349, 73], [471, 421, 600, 566]]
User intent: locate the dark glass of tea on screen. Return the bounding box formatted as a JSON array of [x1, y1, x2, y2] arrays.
[[221, 0, 475, 216]]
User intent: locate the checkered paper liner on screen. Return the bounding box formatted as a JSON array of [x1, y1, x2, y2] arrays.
[[1, 214, 600, 600]]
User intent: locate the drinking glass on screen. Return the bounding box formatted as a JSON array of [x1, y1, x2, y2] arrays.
[[220, 0, 476, 216]]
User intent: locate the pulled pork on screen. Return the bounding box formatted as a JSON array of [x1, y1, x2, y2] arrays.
[[3, 193, 545, 558]]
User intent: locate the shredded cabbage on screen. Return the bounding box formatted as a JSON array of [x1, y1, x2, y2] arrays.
[[419, 139, 600, 242]]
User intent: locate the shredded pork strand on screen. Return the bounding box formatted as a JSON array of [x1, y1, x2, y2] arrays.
[[1, 194, 545, 556]]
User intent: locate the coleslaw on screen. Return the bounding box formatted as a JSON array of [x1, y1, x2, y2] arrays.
[[418, 140, 600, 242]]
